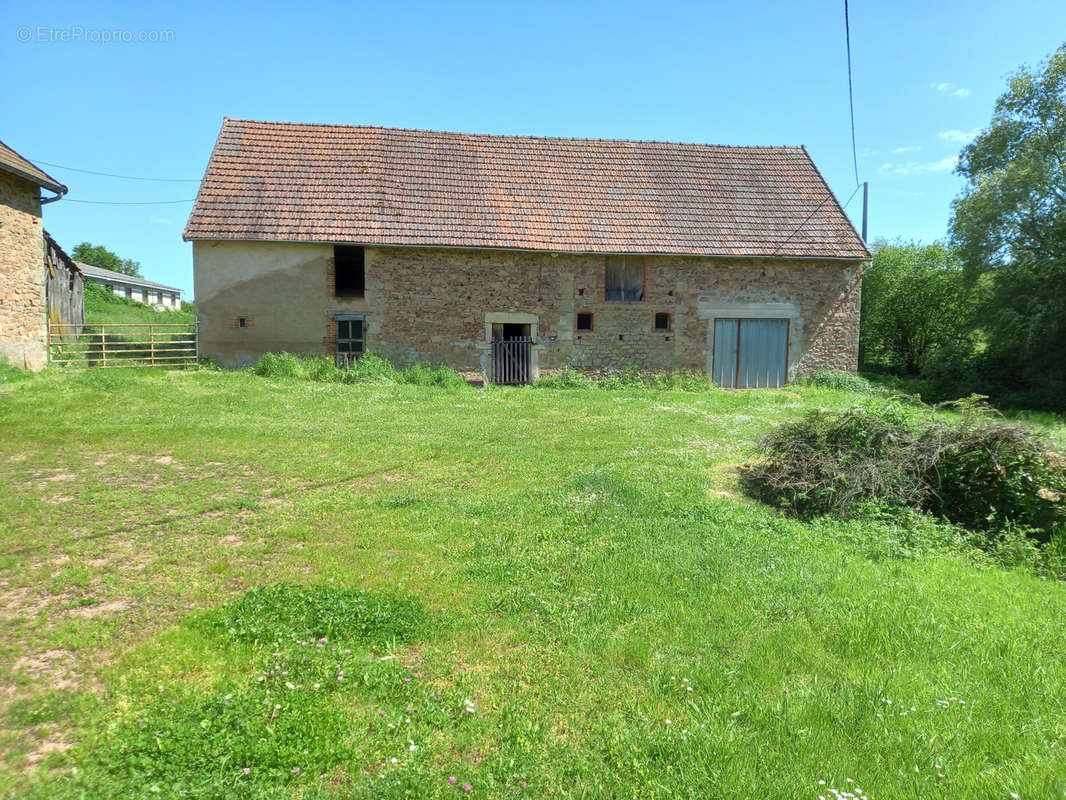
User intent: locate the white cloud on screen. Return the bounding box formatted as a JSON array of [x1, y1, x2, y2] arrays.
[[938, 128, 979, 143], [932, 82, 970, 97], [878, 156, 958, 176], [890, 145, 922, 154], [150, 217, 171, 224]]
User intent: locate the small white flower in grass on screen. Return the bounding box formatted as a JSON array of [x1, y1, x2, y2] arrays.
[[286, 682, 296, 690], [665, 719, 672, 725], [390, 757, 398, 764], [408, 740, 417, 751]]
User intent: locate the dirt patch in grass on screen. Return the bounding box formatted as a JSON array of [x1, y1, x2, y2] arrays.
[[22, 731, 71, 769], [12, 651, 79, 691], [67, 599, 132, 619]]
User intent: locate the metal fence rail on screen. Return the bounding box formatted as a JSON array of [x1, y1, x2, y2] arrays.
[[492, 337, 532, 385], [48, 322, 198, 368]]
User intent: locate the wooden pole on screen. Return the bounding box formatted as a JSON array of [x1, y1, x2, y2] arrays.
[[150, 326, 155, 366], [862, 181, 869, 242]]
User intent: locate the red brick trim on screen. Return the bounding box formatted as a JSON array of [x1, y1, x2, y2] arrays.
[[231, 317, 254, 329], [652, 311, 673, 333]]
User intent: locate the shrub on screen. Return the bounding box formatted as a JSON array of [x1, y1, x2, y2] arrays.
[[806, 369, 881, 394], [743, 404, 1066, 545]]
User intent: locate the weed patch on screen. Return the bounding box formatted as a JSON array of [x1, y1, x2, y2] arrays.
[[196, 583, 425, 648], [250, 352, 468, 388]]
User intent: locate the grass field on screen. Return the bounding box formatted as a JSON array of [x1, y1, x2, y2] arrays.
[[0, 367, 1064, 799]]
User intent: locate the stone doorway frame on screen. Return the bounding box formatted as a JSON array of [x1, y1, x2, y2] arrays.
[[477, 311, 542, 383]]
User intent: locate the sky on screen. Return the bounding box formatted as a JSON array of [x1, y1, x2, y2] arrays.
[[5, 0, 1065, 300]]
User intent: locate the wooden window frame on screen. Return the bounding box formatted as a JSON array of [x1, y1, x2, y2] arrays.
[[332, 312, 367, 356], [602, 256, 648, 303]]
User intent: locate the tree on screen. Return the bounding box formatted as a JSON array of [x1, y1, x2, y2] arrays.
[[950, 43, 1066, 391], [859, 240, 973, 375], [71, 242, 142, 278]]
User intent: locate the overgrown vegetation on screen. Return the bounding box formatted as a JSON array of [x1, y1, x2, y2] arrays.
[[83, 280, 194, 326], [535, 364, 712, 391], [859, 44, 1066, 410], [743, 400, 1066, 574], [804, 369, 884, 395], [250, 351, 469, 387]]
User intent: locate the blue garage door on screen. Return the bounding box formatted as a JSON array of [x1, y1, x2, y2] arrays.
[[713, 318, 789, 388]]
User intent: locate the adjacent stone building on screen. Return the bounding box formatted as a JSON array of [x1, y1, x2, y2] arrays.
[[0, 140, 67, 370], [185, 119, 869, 385]]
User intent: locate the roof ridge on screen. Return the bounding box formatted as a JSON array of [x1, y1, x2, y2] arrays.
[[221, 118, 805, 151]]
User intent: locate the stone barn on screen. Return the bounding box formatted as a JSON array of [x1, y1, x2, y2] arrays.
[[0, 139, 68, 370], [184, 119, 869, 386]]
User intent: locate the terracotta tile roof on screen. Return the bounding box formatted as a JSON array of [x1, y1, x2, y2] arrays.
[[184, 118, 869, 260], [0, 139, 66, 195]]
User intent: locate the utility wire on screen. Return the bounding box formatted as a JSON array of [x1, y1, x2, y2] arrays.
[[844, 0, 860, 187], [62, 198, 197, 205], [769, 183, 861, 257], [29, 158, 200, 182]]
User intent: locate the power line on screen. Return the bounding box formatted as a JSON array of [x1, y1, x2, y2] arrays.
[[29, 158, 200, 182], [844, 0, 860, 187], [770, 183, 862, 257], [62, 198, 197, 205]]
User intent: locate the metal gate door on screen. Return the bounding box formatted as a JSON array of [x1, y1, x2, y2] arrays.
[[712, 318, 788, 388], [492, 337, 532, 385]]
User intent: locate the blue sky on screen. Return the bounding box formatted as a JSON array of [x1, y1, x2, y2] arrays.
[[5, 0, 1065, 299]]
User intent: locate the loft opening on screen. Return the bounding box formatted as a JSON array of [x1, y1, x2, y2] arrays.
[[334, 245, 365, 297], [605, 256, 645, 302]]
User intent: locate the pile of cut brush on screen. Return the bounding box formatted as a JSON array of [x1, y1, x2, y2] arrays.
[[742, 399, 1065, 541]]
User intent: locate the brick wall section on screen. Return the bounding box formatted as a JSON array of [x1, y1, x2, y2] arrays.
[[194, 241, 862, 379], [0, 170, 46, 370], [361, 247, 860, 377]]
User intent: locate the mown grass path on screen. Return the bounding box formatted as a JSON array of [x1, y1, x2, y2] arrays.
[[0, 370, 1063, 798]]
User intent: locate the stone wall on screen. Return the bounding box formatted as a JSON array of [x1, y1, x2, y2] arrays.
[[0, 171, 46, 370], [193, 241, 863, 380]]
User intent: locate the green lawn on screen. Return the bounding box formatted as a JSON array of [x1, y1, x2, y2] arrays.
[[0, 368, 1064, 799]]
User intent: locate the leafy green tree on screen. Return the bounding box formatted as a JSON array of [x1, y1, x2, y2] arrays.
[[859, 240, 973, 375], [71, 242, 143, 278], [950, 43, 1066, 391]]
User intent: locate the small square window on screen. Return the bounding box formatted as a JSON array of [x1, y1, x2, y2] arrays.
[[576, 312, 594, 332], [238, 317, 247, 328], [654, 312, 672, 332], [336, 316, 365, 356]]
